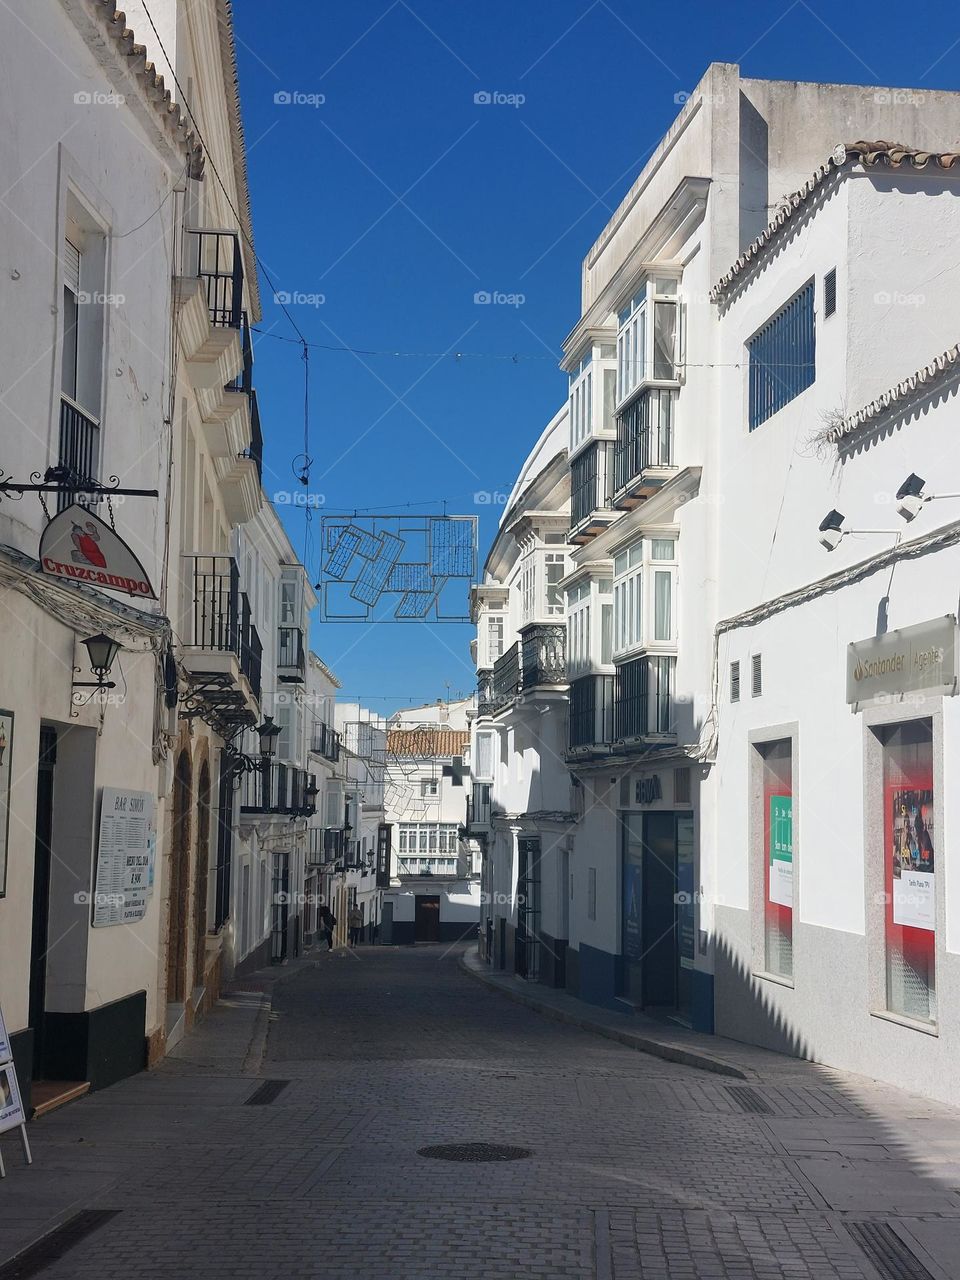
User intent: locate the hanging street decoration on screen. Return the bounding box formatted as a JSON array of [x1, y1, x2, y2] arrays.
[[39, 504, 156, 599], [317, 515, 477, 623]]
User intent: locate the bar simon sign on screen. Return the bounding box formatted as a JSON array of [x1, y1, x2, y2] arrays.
[[846, 615, 958, 706], [39, 504, 156, 599]]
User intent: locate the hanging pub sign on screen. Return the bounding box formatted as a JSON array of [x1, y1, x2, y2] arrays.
[[39, 504, 156, 599]]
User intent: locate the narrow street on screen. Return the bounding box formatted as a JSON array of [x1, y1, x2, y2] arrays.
[[3, 946, 960, 1278]]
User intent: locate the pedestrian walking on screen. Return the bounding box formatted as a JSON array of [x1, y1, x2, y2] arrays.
[[348, 904, 363, 947], [319, 903, 336, 951]]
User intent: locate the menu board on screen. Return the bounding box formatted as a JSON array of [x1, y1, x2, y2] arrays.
[[0, 1061, 25, 1136], [92, 788, 155, 927]]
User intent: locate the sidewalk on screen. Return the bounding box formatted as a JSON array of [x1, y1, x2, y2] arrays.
[[461, 946, 828, 1081]]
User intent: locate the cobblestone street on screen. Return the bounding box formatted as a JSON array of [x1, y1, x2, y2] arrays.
[[3, 945, 960, 1278]]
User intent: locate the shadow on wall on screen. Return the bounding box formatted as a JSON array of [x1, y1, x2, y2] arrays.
[[712, 930, 811, 1061]]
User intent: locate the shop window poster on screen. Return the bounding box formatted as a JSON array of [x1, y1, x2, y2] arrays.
[[0, 711, 11, 898], [891, 787, 935, 931], [768, 794, 793, 909]]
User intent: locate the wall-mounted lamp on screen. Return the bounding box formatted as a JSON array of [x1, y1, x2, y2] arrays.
[[818, 509, 900, 553], [895, 472, 960, 522], [73, 633, 120, 693], [256, 715, 281, 759]]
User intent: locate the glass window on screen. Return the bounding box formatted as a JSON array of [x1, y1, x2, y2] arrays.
[[758, 740, 793, 979], [879, 720, 935, 1022], [654, 571, 672, 641], [544, 553, 566, 616], [651, 539, 675, 560], [653, 300, 677, 380], [600, 604, 613, 664]]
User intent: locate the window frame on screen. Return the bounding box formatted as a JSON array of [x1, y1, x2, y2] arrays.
[[747, 279, 816, 431]]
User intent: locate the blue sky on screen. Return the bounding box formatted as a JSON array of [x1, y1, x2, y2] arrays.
[[233, 0, 954, 711]]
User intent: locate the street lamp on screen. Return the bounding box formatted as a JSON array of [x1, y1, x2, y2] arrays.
[[895, 472, 960, 522], [73, 633, 120, 692], [256, 716, 281, 759], [818, 509, 900, 552]]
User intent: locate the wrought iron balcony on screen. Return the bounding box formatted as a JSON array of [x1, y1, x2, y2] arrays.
[[309, 721, 342, 762], [489, 629, 566, 711], [476, 668, 495, 717], [613, 387, 676, 507], [521, 623, 566, 688], [178, 554, 260, 736], [614, 655, 677, 739], [240, 763, 315, 816], [278, 625, 306, 681], [56, 396, 100, 510], [491, 643, 521, 708], [186, 228, 244, 329]]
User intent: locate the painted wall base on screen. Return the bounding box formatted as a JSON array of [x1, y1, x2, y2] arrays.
[[41, 990, 147, 1092]]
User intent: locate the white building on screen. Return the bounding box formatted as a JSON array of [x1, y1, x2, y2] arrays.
[[470, 64, 960, 1103], [708, 139, 960, 1101], [469, 413, 573, 979], [382, 698, 480, 944], [0, 0, 205, 1109], [229, 508, 316, 973]]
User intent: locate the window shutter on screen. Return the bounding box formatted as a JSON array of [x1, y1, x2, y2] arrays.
[[63, 238, 81, 294], [751, 654, 762, 698], [730, 661, 740, 703], [824, 268, 837, 318]]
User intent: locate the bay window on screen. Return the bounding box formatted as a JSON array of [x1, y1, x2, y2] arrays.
[[569, 343, 618, 452], [616, 277, 681, 405], [612, 537, 676, 657], [520, 546, 569, 625]]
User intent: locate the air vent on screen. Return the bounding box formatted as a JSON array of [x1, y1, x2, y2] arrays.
[[674, 767, 691, 804], [727, 1085, 773, 1114], [751, 654, 762, 698], [730, 661, 740, 703], [824, 267, 837, 317], [0, 1210, 121, 1280], [846, 1221, 935, 1280]]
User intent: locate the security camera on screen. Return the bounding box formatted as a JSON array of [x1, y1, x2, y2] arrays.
[[895, 473, 927, 522], [818, 509, 845, 552]]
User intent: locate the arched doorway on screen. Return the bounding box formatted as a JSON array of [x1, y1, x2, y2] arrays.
[[166, 751, 192, 1003], [194, 761, 212, 990]]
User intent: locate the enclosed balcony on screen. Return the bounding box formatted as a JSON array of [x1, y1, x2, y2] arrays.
[[613, 387, 676, 509], [178, 554, 261, 735], [307, 826, 344, 867], [277, 625, 306, 683], [569, 440, 616, 544], [614, 655, 677, 740], [466, 782, 492, 831]]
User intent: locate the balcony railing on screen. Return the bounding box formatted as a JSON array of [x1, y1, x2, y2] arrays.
[[309, 721, 342, 762], [239, 593, 262, 703], [570, 440, 614, 527], [613, 387, 675, 494], [521, 624, 566, 688], [186, 228, 243, 328], [226, 313, 263, 485], [182, 555, 260, 695], [489, 629, 566, 712], [569, 674, 614, 750], [491, 644, 521, 707], [307, 827, 344, 866], [56, 396, 100, 510], [241, 764, 315, 816], [476, 668, 495, 717], [466, 782, 491, 829], [278, 625, 306, 676], [614, 655, 677, 739]]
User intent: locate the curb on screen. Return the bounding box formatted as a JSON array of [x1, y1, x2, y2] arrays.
[[459, 952, 756, 1080]]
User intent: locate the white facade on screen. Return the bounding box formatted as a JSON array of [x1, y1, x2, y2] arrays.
[[470, 62, 960, 1103], [382, 698, 479, 944]]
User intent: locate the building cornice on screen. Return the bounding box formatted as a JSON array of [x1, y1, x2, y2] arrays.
[[66, 0, 204, 177], [711, 141, 960, 303], [828, 341, 960, 445]]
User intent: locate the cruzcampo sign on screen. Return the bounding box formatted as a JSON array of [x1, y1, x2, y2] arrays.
[[846, 615, 957, 706], [39, 504, 156, 599]]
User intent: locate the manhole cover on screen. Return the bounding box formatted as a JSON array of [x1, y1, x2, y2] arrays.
[[417, 1142, 531, 1162]]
